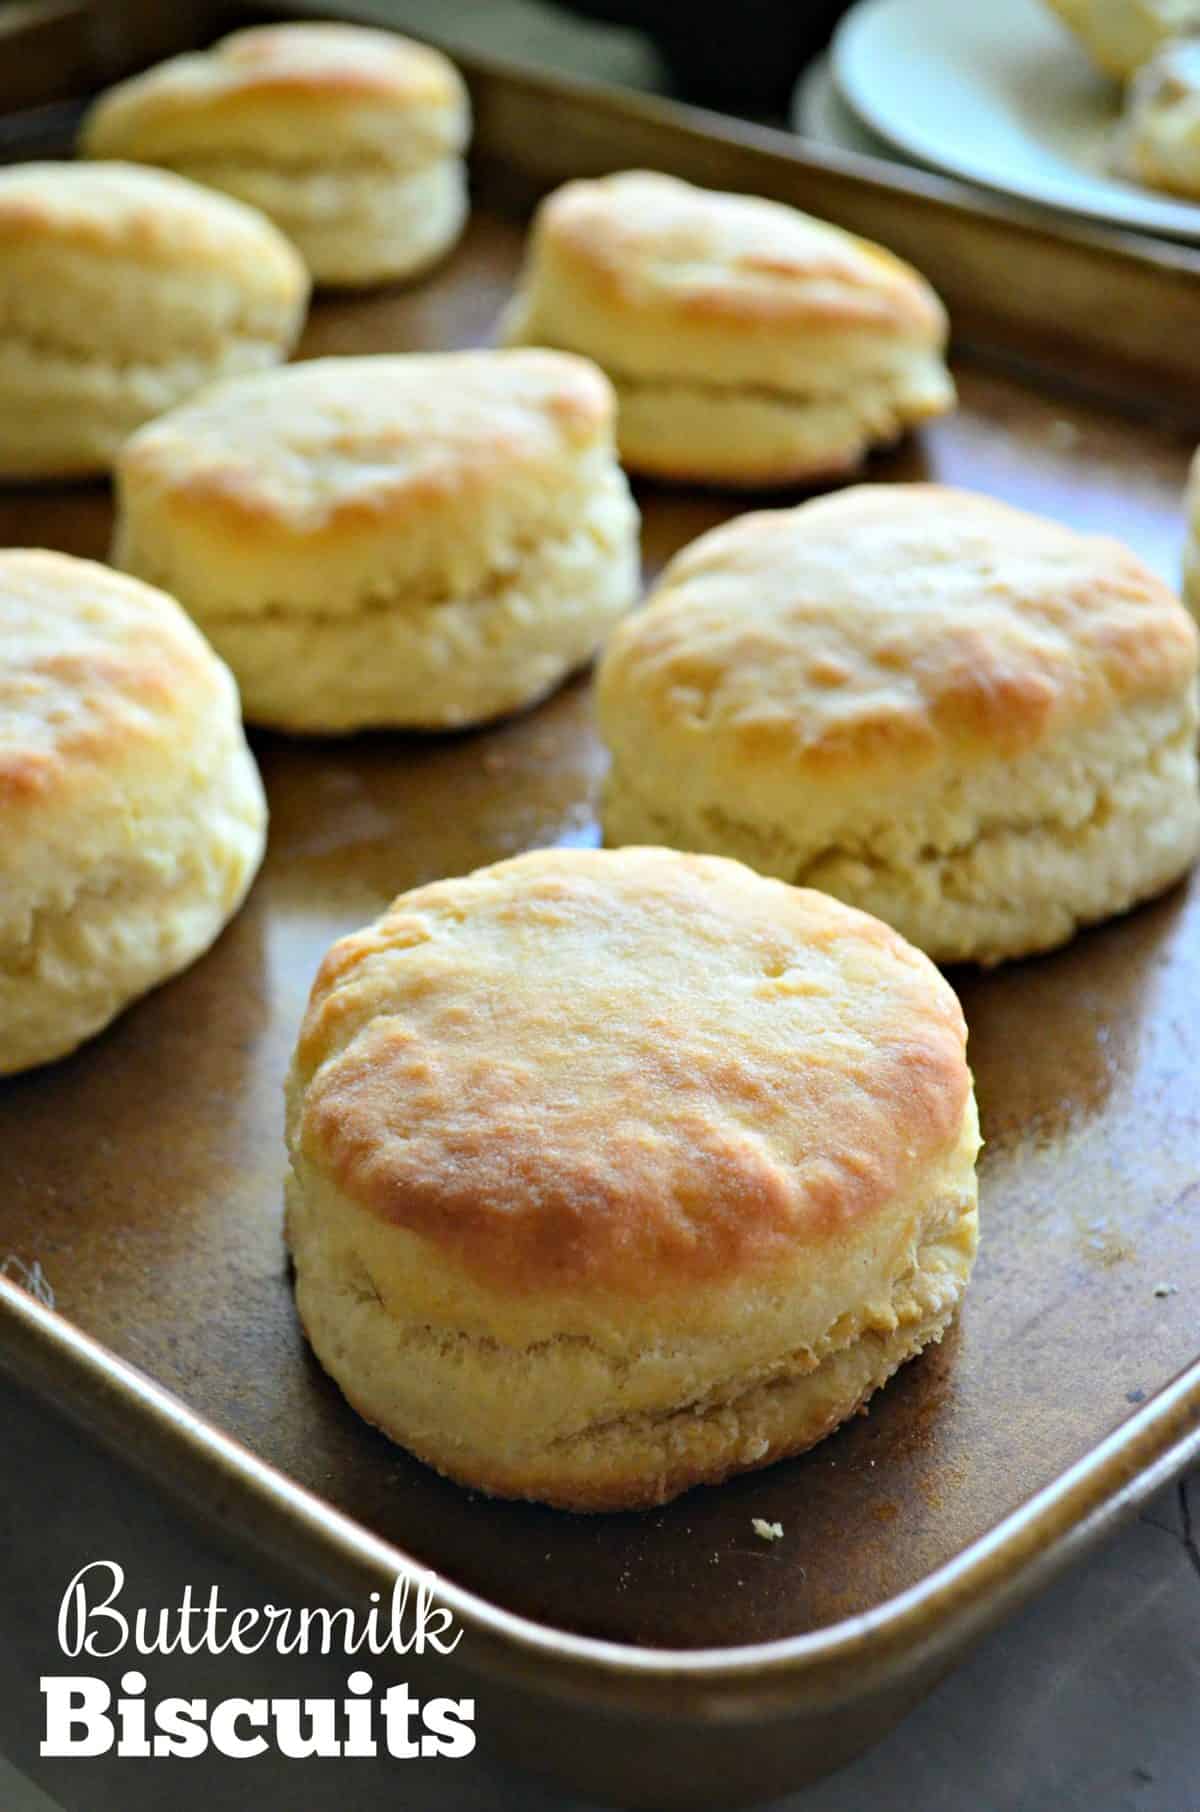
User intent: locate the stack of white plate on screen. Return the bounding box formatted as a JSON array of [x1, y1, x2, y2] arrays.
[[791, 0, 1200, 241]]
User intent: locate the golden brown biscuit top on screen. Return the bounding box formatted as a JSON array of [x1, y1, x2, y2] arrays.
[[80, 24, 469, 163], [0, 550, 229, 823], [525, 170, 946, 339], [294, 846, 971, 1297], [598, 485, 1198, 783], [117, 350, 618, 547], [0, 161, 304, 290]]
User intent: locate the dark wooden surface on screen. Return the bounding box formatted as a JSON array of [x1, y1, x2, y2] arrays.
[[1, 207, 1197, 1652]]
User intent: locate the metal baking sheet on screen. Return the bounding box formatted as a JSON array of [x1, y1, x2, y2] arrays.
[[1, 44, 1199, 1809]]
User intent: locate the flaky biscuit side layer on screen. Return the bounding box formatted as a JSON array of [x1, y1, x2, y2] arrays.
[[0, 330, 299, 480], [152, 155, 467, 285], [0, 175, 306, 477], [286, 1127, 977, 1511], [598, 358, 953, 483], [116, 453, 638, 728], [0, 719, 265, 1073], [170, 476, 640, 730], [603, 697, 1199, 964]]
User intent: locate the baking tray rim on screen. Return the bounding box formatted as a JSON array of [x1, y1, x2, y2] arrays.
[[3, 1276, 1197, 1719]]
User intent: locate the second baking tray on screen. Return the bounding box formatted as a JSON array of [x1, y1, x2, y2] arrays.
[[1, 30, 1200, 1811]]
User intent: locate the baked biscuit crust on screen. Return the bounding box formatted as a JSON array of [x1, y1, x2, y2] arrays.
[[597, 485, 1200, 964], [0, 161, 307, 478], [113, 351, 640, 732], [500, 170, 954, 484], [286, 847, 979, 1509], [81, 24, 468, 166], [115, 350, 618, 581], [0, 550, 266, 1074], [80, 24, 471, 286], [0, 159, 306, 283]]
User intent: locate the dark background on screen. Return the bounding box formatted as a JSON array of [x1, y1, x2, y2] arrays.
[[552, 1, 853, 111]]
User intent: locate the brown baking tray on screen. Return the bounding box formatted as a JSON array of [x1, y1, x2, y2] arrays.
[[2, 32, 1200, 1812]]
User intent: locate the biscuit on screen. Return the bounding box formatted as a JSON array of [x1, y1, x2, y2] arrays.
[[285, 845, 979, 1512], [499, 170, 954, 486], [1041, 0, 1200, 78], [0, 550, 266, 1075], [1119, 37, 1200, 196], [0, 161, 306, 481], [597, 485, 1200, 965], [112, 349, 640, 733], [80, 23, 470, 288]]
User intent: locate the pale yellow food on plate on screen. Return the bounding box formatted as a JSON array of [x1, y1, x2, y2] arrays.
[[285, 845, 979, 1512], [1042, 0, 1200, 78], [80, 22, 470, 287], [112, 349, 640, 733], [598, 484, 1200, 965], [499, 170, 954, 487], [0, 550, 266, 1076], [0, 161, 307, 480], [1118, 36, 1200, 197]]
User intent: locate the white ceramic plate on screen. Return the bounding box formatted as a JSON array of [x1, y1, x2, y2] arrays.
[[832, 0, 1200, 239], [791, 53, 898, 157]]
